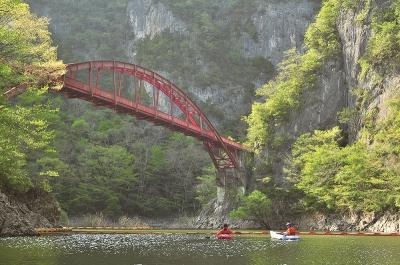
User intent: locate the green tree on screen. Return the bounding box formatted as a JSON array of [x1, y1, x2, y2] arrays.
[[244, 0, 346, 152], [230, 190, 272, 227], [61, 144, 137, 217], [360, 0, 400, 78], [195, 166, 217, 206], [0, 0, 64, 192], [0, 0, 65, 93], [288, 121, 400, 213]]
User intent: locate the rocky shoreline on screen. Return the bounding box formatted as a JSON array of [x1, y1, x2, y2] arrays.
[[1, 188, 399, 236], [195, 197, 400, 233], [0, 189, 60, 237], [296, 211, 400, 233]]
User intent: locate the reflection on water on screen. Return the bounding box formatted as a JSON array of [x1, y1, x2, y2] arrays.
[[0, 234, 399, 265]]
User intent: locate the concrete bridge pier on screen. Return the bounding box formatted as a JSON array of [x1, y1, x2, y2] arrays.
[[216, 149, 254, 202], [196, 151, 254, 228], [216, 168, 245, 204]]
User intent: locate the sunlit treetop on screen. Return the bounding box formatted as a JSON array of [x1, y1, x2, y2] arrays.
[[0, 0, 65, 94]]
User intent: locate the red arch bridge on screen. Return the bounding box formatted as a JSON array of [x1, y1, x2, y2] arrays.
[[61, 61, 246, 171]]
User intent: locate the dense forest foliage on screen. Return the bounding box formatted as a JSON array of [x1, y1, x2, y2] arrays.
[[237, 0, 400, 225], [0, 0, 64, 193], [0, 0, 214, 220], [28, 0, 129, 62]]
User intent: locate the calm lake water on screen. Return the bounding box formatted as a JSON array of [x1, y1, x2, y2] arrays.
[[0, 234, 399, 265]]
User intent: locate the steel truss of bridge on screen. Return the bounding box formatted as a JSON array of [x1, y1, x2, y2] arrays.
[[62, 61, 246, 170]]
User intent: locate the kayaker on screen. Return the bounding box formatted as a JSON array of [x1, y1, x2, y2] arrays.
[[217, 223, 233, 236], [284, 222, 297, 235]]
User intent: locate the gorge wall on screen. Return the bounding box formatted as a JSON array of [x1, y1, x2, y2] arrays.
[[126, 0, 320, 130], [251, 0, 400, 232], [259, 0, 400, 184]]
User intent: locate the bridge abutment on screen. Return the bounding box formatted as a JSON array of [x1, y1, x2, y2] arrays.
[[196, 151, 254, 228], [216, 149, 254, 201]]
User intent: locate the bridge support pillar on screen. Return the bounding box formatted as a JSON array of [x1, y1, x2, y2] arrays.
[[196, 151, 254, 228], [216, 150, 254, 199], [216, 168, 245, 204]]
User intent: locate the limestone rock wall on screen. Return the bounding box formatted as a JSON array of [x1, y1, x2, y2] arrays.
[[271, 2, 400, 232], [241, 0, 319, 65], [127, 0, 186, 40], [297, 211, 400, 233], [126, 0, 320, 124], [267, 2, 400, 178]]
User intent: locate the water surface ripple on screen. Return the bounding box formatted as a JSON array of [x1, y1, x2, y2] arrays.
[[0, 234, 399, 265]]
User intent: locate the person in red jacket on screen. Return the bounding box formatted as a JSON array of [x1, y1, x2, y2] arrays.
[[285, 222, 297, 235], [217, 223, 233, 235]]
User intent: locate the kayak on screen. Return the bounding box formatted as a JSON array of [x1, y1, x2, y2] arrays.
[[216, 234, 233, 240], [270, 231, 300, 241]]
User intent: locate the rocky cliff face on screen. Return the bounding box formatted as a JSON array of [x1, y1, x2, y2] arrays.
[[268, 2, 400, 231], [268, 2, 389, 176], [127, 0, 318, 63], [338, 5, 400, 141], [126, 0, 320, 126], [298, 211, 400, 233], [241, 0, 319, 65], [0, 189, 61, 237], [127, 0, 186, 58], [286, 2, 398, 146], [269, 58, 347, 177]]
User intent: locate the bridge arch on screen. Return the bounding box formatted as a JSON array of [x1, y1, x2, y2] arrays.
[[62, 61, 245, 170]]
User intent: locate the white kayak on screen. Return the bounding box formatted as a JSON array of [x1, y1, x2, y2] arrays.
[[270, 231, 300, 241]]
